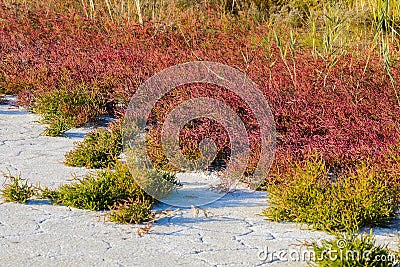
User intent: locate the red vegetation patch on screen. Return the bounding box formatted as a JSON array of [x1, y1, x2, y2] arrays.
[[0, 2, 399, 177]]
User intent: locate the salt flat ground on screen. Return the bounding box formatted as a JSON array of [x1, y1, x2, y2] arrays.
[[0, 98, 398, 266]]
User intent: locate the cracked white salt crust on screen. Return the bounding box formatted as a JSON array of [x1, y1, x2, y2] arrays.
[[0, 98, 398, 266]]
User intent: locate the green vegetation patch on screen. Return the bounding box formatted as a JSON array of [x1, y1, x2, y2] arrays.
[[109, 197, 153, 224], [33, 83, 109, 136], [1, 162, 178, 224], [312, 233, 399, 266], [42, 162, 150, 211], [263, 155, 399, 233], [1, 172, 35, 204], [65, 120, 122, 169]]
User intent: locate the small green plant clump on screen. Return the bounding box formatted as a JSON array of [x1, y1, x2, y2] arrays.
[[43, 162, 177, 223], [64, 120, 122, 169], [1, 172, 35, 203], [264, 154, 399, 233], [43, 162, 152, 211], [108, 197, 153, 224], [312, 233, 399, 266], [33, 83, 109, 136], [124, 144, 182, 199]]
